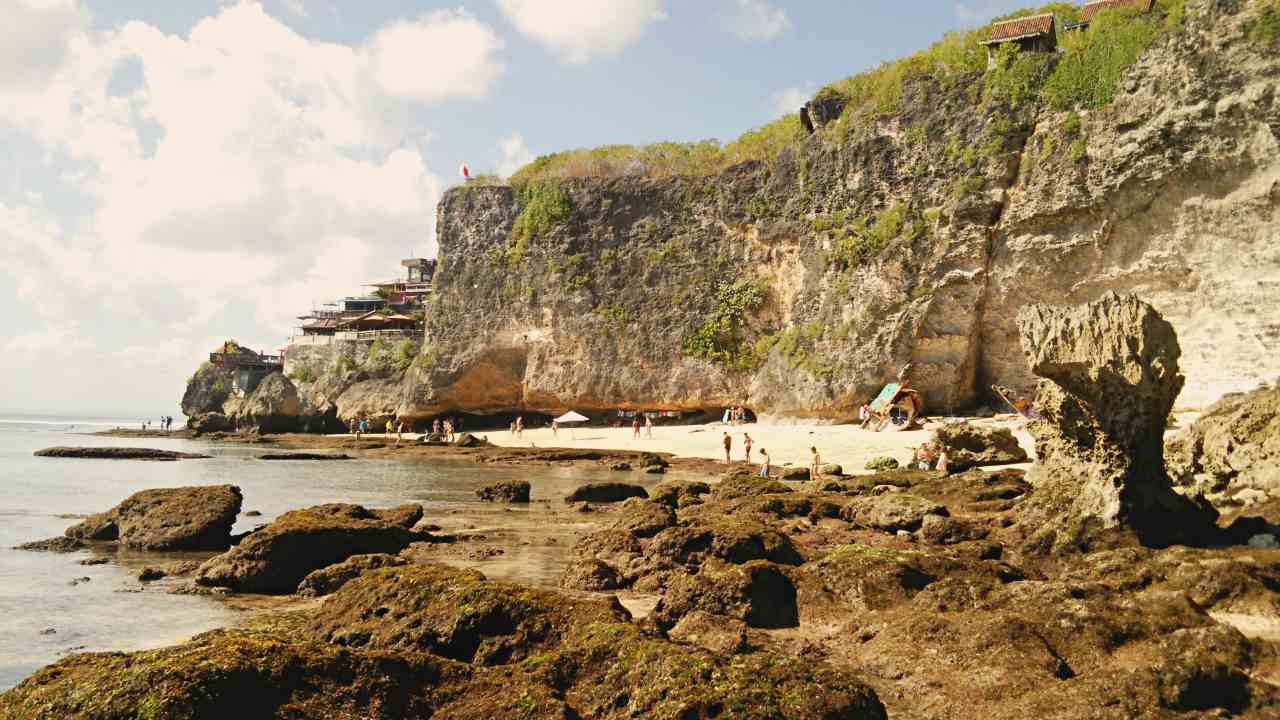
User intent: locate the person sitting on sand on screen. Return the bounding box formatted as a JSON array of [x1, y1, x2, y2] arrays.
[[742, 432, 753, 462], [758, 448, 771, 478], [722, 432, 732, 463], [810, 446, 822, 481]]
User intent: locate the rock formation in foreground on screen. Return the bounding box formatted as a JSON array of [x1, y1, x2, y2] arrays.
[[0, 564, 889, 719], [59, 485, 242, 551], [1013, 292, 1217, 553], [194, 503, 425, 594]]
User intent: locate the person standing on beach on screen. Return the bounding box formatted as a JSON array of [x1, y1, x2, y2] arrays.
[[758, 448, 770, 478], [743, 433, 753, 463], [551, 420, 559, 437], [722, 432, 732, 463], [516, 416, 524, 438], [396, 420, 405, 445], [633, 415, 641, 439], [645, 415, 653, 438], [809, 446, 822, 481], [385, 419, 394, 436], [444, 419, 454, 443]]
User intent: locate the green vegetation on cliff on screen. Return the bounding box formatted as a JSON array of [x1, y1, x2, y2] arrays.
[[508, 180, 573, 267], [683, 280, 768, 370], [1249, 0, 1280, 45]]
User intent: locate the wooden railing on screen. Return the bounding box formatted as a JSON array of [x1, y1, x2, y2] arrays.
[[209, 352, 282, 369]]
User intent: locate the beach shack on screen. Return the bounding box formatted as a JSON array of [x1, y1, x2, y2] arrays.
[[981, 12, 1058, 62]]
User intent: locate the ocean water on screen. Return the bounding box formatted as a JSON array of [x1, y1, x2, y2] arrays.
[[0, 415, 619, 691]]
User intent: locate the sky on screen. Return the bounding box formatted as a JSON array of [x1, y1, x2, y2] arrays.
[[0, 0, 1035, 418]]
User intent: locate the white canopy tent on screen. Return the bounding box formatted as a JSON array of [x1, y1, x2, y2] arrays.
[[554, 411, 589, 439]]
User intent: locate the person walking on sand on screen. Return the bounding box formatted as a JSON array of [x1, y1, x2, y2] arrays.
[[633, 415, 641, 439], [722, 432, 732, 464], [396, 420, 405, 445], [385, 419, 394, 436], [551, 420, 559, 437], [758, 448, 771, 478], [743, 432, 753, 463], [516, 415, 524, 438], [444, 419, 454, 443], [810, 446, 822, 481], [645, 415, 653, 439]]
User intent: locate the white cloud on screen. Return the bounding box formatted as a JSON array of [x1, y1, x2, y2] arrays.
[[0, 0, 88, 88], [770, 86, 811, 118], [726, 0, 789, 41], [0, 1, 498, 415], [367, 8, 504, 102], [496, 0, 666, 64], [496, 132, 534, 177], [281, 0, 308, 18]]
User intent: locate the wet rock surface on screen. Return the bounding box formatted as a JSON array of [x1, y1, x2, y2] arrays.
[[475, 479, 531, 503], [295, 553, 409, 597], [64, 485, 242, 551], [257, 452, 352, 460], [564, 482, 649, 503], [33, 447, 210, 461], [194, 503, 424, 594], [0, 564, 890, 719]]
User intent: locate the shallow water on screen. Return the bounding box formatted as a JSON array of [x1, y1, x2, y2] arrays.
[[0, 416, 630, 691]]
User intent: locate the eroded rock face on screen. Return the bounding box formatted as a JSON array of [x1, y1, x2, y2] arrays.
[[64, 485, 242, 551], [564, 482, 648, 503], [1015, 293, 1216, 551], [194, 503, 423, 594], [1168, 384, 1280, 507]]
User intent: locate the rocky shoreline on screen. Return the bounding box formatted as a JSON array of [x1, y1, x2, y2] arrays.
[[6, 294, 1280, 718]]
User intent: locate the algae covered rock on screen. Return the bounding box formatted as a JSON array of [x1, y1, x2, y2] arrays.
[[651, 480, 712, 508], [842, 493, 948, 532], [1, 563, 889, 719], [713, 474, 794, 500], [653, 560, 799, 630], [476, 479, 531, 503], [65, 485, 242, 551], [194, 503, 423, 593], [564, 482, 648, 503], [295, 553, 408, 597]]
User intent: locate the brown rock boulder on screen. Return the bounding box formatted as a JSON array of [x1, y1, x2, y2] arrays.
[[652, 560, 799, 630], [295, 553, 409, 597], [476, 479, 531, 503], [564, 482, 648, 503], [842, 493, 948, 532], [65, 485, 242, 551], [194, 503, 422, 594], [712, 474, 793, 500], [606, 499, 677, 538], [667, 611, 750, 654], [650, 481, 711, 508], [933, 422, 1029, 471], [309, 564, 631, 664], [1014, 292, 1217, 551]]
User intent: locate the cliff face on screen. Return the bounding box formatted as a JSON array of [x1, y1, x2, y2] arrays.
[[403, 1, 1280, 421]]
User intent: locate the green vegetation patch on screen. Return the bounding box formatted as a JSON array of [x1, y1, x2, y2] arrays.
[[820, 203, 923, 271], [683, 279, 768, 370], [507, 180, 572, 267], [1249, 0, 1280, 45], [507, 116, 803, 184], [1041, 3, 1177, 109]]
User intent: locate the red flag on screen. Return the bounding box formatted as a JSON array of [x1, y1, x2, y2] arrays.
[[459, 162, 471, 180]]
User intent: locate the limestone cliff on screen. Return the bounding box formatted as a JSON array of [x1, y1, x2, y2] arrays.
[[401, 1, 1279, 421]]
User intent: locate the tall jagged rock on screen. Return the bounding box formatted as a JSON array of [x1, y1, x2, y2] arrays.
[[1013, 292, 1216, 553]]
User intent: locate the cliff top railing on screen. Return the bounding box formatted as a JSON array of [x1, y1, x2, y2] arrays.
[[209, 352, 283, 370]]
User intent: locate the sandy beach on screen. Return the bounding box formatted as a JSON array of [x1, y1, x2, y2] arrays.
[[477, 416, 1038, 474]]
